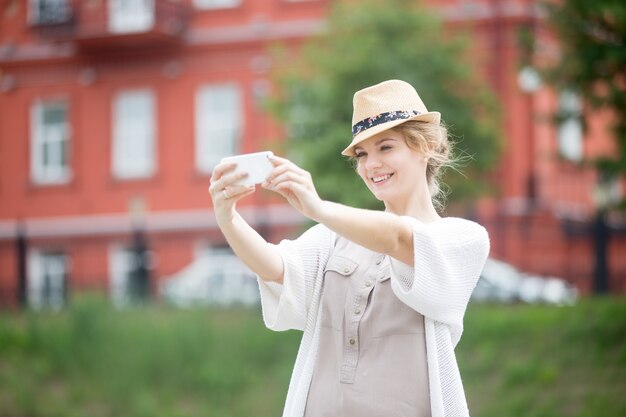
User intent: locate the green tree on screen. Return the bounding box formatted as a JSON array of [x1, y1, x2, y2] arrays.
[[268, 0, 502, 210], [538, 1, 626, 293], [542, 0, 626, 207]]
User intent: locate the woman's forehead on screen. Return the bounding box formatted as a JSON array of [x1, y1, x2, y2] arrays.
[[354, 130, 404, 151]]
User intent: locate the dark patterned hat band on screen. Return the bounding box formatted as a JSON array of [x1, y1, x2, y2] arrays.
[[351, 110, 422, 138]]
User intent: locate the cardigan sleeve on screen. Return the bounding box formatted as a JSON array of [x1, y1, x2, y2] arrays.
[[389, 217, 490, 345], [257, 223, 334, 332]]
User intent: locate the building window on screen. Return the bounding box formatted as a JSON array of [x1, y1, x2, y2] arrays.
[[30, 99, 71, 184], [193, 0, 241, 10], [112, 89, 157, 179], [28, 0, 72, 26], [109, 246, 133, 308], [558, 90, 583, 162], [195, 83, 243, 173], [109, 244, 151, 308], [27, 250, 67, 311], [108, 0, 154, 33]]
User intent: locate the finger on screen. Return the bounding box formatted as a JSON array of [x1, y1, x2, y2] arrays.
[[210, 162, 237, 184], [266, 159, 290, 180], [266, 161, 309, 184], [268, 155, 305, 173], [269, 171, 308, 188], [268, 155, 290, 166], [209, 171, 248, 194], [278, 159, 310, 178], [224, 184, 255, 200], [265, 182, 293, 201], [273, 180, 308, 199]]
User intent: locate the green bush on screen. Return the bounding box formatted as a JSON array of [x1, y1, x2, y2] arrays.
[[0, 296, 624, 416]]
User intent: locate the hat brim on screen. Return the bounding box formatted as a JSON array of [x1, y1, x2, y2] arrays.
[[341, 111, 441, 156]]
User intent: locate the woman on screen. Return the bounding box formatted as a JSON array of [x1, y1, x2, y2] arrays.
[[209, 80, 489, 417]]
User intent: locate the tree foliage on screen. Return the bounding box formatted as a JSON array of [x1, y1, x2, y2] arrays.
[[542, 0, 626, 202], [267, 0, 502, 210]]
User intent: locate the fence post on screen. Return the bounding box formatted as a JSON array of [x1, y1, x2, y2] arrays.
[[16, 223, 27, 308]]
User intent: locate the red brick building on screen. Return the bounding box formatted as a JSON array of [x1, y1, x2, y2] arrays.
[[0, 0, 624, 309]]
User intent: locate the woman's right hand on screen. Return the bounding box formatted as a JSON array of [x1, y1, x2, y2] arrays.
[[209, 162, 256, 224]]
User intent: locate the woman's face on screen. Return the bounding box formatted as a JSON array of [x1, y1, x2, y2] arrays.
[[353, 129, 428, 203]]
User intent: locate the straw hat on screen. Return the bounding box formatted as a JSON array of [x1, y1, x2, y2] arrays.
[[341, 80, 441, 156]]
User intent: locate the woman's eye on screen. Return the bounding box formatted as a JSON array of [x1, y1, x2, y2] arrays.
[[355, 152, 366, 158], [380, 145, 392, 151]]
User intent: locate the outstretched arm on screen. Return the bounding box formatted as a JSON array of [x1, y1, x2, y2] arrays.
[[209, 162, 284, 283], [264, 156, 414, 265]]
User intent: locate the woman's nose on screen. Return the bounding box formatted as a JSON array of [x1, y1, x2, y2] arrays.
[[365, 155, 382, 170]]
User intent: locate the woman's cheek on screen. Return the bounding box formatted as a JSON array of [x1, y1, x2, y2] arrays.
[[356, 164, 367, 183]]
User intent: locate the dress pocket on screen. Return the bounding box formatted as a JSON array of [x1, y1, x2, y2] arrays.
[[320, 255, 358, 330], [368, 266, 426, 338]]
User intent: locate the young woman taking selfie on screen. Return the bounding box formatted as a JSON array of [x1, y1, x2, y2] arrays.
[[209, 79, 490, 417]]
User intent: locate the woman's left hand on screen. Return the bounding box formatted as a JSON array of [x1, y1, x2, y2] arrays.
[[263, 156, 324, 221]]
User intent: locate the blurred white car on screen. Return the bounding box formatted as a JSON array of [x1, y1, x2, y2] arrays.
[[473, 258, 578, 305], [160, 248, 259, 308]]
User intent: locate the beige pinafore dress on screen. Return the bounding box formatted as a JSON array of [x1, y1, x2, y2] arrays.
[[304, 236, 431, 417]]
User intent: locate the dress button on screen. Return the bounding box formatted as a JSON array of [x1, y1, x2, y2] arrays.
[[349, 338, 356, 345], [365, 281, 372, 287], [354, 309, 361, 315], [343, 267, 350, 274]]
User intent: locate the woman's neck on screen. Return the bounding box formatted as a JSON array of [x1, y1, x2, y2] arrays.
[[384, 187, 441, 223]]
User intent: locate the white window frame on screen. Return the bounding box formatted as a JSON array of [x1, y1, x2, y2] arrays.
[[112, 89, 157, 179], [108, 243, 154, 308], [30, 98, 71, 185], [195, 83, 243, 173], [27, 249, 67, 311], [193, 0, 241, 10], [108, 0, 154, 33], [108, 245, 135, 308], [557, 90, 584, 162]]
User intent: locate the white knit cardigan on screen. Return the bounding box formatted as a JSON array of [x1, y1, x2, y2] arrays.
[[257, 216, 490, 417]]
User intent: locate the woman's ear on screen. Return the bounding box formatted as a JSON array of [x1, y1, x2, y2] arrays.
[[425, 142, 437, 162], [423, 146, 434, 162]]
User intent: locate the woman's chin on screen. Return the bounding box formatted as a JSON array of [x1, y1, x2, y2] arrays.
[[365, 182, 394, 202], [370, 189, 390, 202]]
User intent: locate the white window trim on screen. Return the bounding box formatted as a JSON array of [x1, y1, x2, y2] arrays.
[[108, 0, 155, 34], [108, 243, 154, 308], [193, 0, 242, 10], [194, 83, 243, 174], [27, 249, 67, 311], [30, 98, 72, 185], [108, 244, 134, 308], [557, 90, 584, 162], [111, 88, 157, 180]]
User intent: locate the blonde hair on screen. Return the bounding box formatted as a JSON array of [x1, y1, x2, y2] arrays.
[[391, 120, 454, 208]]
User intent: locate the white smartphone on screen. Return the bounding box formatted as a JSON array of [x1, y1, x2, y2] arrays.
[[220, 151, 274, 186]]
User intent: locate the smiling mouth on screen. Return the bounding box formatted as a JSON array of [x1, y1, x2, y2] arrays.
[[371, 173, 394, 184]]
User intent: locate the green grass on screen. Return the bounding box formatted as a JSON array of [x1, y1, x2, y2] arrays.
[[0, 295, 624, 417], [460, 298, 626, 417]]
